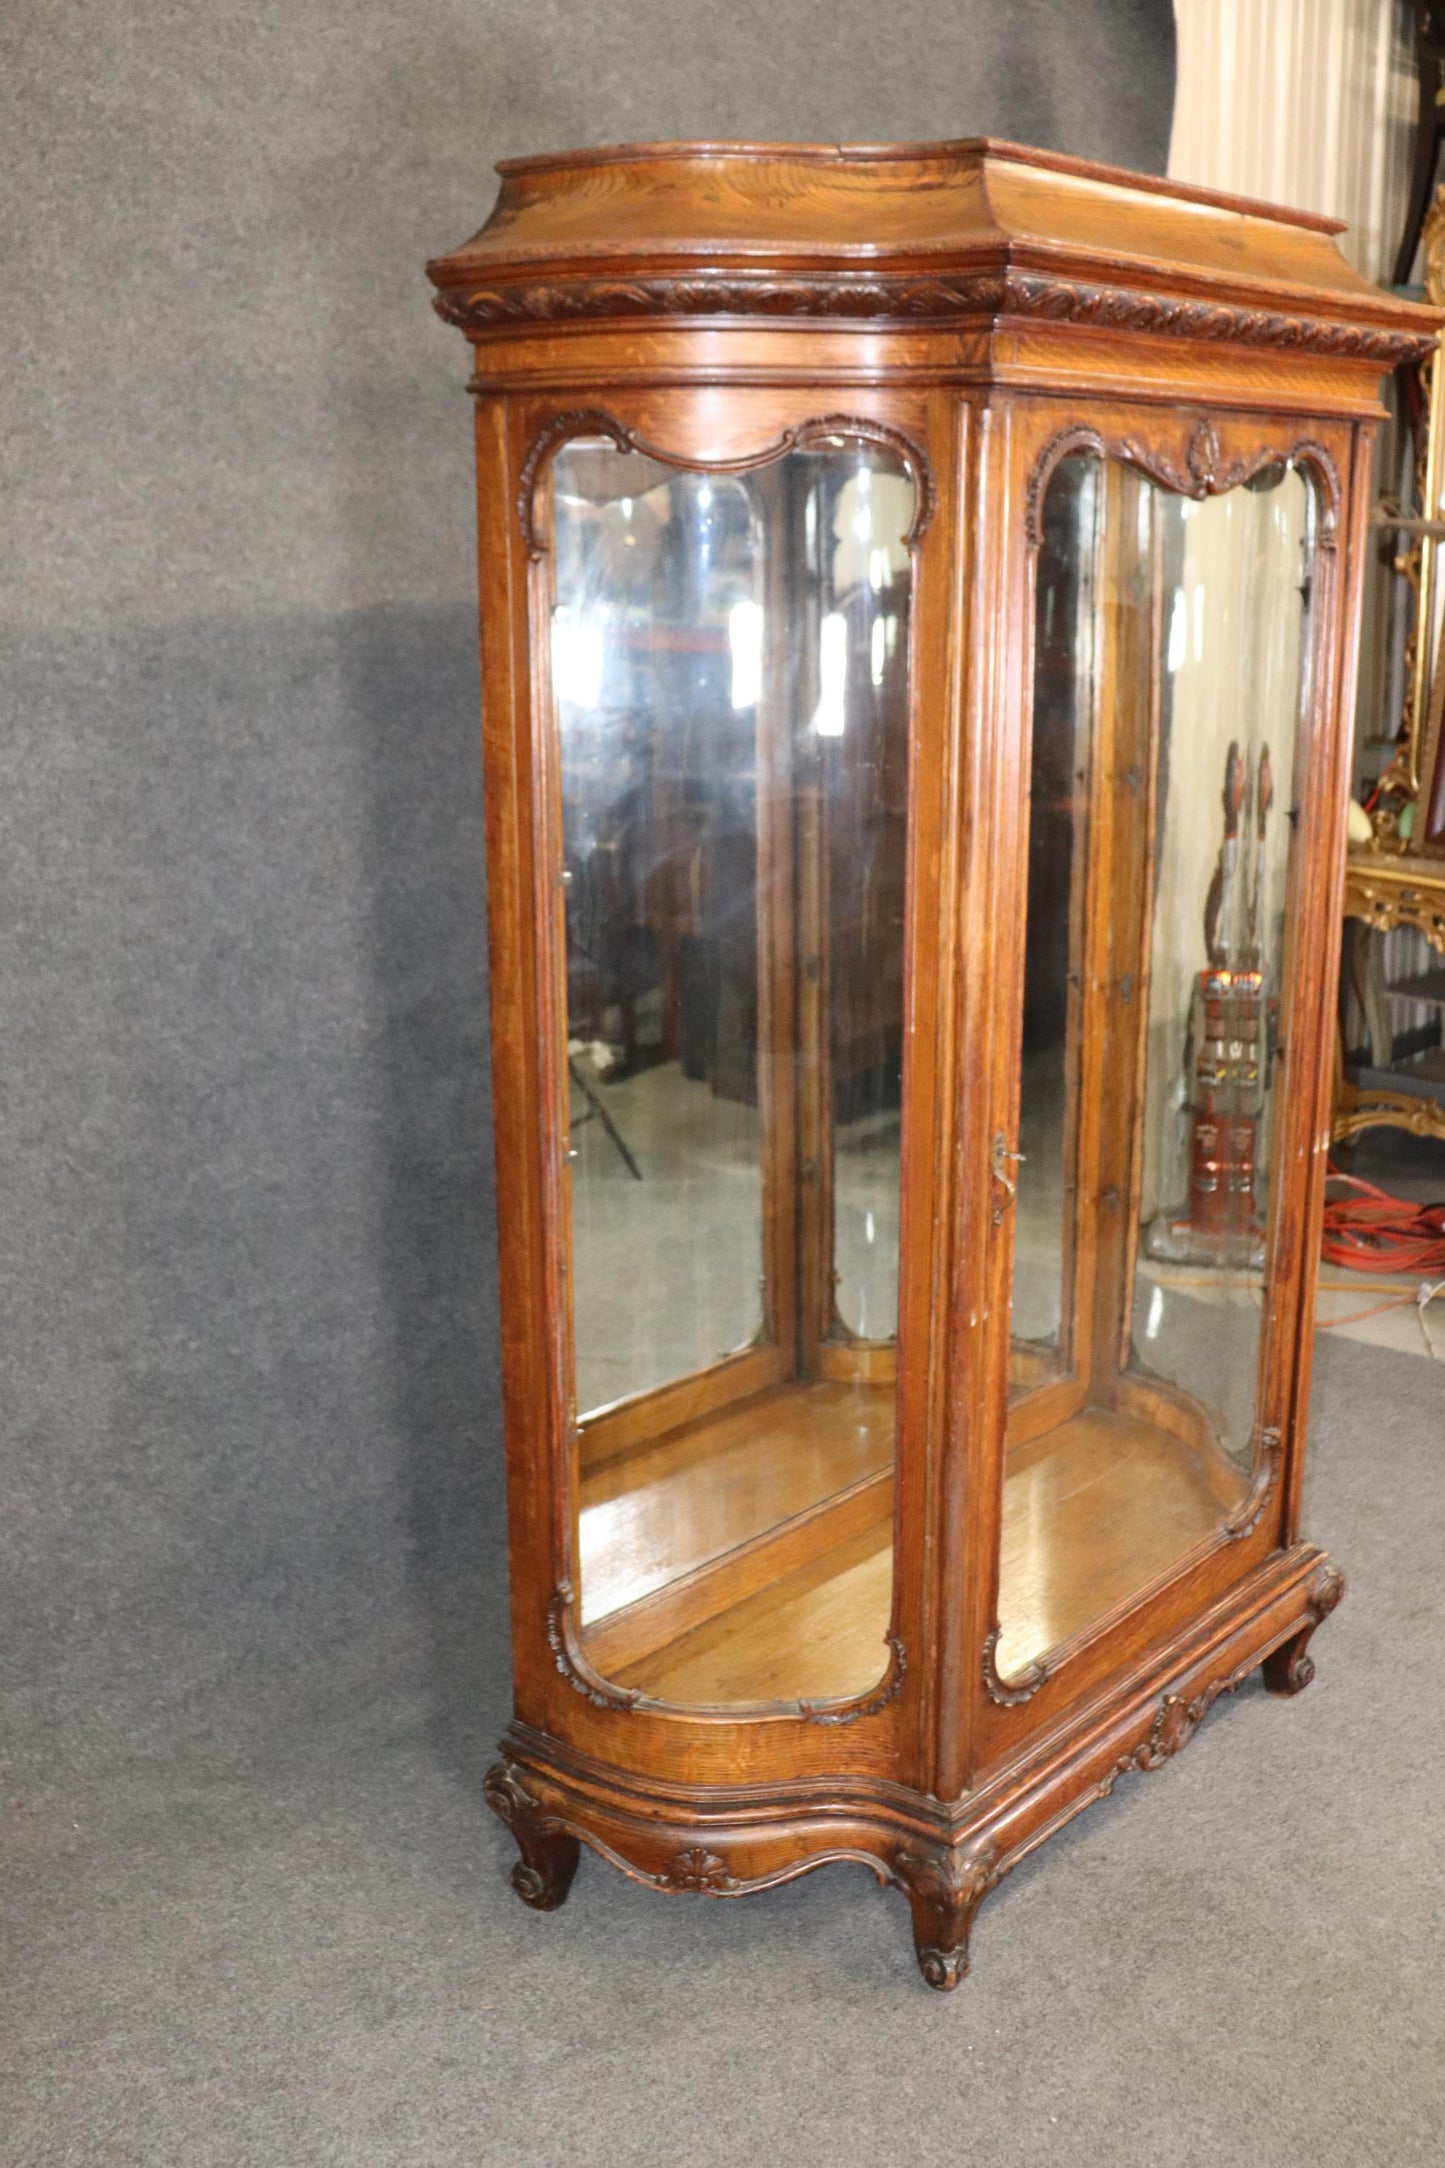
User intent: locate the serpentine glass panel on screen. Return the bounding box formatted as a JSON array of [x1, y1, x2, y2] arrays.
[[997, 451, 1314, 1686], [549, 431, 914, 1710]]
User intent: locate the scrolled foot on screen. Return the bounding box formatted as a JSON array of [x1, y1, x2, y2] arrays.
[[1263, 1562, 1344, 1697], [895, 1838, 1000, 1993], [484, 1757, 581, 1912], [1262, 1635, 1316, 1697], [509, 1836, 580, 1911], [916, 1943, 971, 1992]]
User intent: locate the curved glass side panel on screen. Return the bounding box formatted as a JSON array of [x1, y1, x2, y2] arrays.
[[548, 432, 915, 1709], [997, 451, 1315, 1686]]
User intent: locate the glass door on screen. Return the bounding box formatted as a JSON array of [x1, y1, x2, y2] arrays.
[[996, 445, 1319, 1689], [541, 424, 922, 1710]]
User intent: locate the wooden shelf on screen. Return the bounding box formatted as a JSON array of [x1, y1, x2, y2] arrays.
[[994, 1405, 1246, 1681], [578, 1376, 894, 1665], [582, 1380, 1247, 1708]]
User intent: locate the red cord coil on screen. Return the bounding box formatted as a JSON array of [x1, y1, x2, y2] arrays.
[[1321, 1165, 1445, 1275]]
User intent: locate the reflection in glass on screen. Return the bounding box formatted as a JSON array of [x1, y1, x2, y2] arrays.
[[1136, 477, 1308, 1466], [1011, 457, 1097, 1378], [555, 455, 767, 1414], [550, 434, 914, 1710], [998, 454, 1314, 1685]]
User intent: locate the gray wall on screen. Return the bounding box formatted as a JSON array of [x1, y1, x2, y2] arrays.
[[0, 2, 1175, 1791]]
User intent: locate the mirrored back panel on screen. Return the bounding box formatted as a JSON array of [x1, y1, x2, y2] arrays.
[[546, 430, 916, 1710], [999, 450, 1316, 1687]]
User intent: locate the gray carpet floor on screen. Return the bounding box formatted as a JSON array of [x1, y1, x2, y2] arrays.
[[3, 1331, 1442, 2168]]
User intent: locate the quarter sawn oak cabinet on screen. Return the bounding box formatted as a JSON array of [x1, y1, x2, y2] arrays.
[[427, 140, 1438, 1989]]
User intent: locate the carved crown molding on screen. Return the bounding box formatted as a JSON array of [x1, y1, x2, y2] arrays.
[[1004, 274, 1432, 363], [517, 408, 935, 559], [433, 265, 1435, 363]]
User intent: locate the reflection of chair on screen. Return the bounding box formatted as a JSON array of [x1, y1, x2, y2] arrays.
[[567, 1052, 643, 1181]]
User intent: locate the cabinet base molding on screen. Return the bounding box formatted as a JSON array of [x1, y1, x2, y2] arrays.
[[485, 1544, 1342, 1990]]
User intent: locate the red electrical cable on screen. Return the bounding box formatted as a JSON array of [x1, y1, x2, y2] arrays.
[[1321, 1164, 1445, 1274]]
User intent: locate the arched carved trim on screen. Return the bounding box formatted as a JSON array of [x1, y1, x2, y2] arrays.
[[546, 1580, 644, 1711], [435, 267, 1436, 366], [1223, 1425, 1283, 1541], [1287, 438, 1343, 551], [800, 1631, 907, 1726], [981, 1625, 1050, 1707], [574, 1824, 894, 1901], [518, 409, 935, 559], [1025, 418, 1342, 550], [516, 407, 632, 557]]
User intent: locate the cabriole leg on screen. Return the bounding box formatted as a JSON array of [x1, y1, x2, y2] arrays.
[[894, 1840, 1000, 1992], [483, 1758, 580, 1911]]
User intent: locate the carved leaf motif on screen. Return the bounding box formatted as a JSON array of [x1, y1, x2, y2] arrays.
[[893, 1839, 1000, 1911], [1187, 418, 1223, 487], [894, 1840, 1001, 1990]]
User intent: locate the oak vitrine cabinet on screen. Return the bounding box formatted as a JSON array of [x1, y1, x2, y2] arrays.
[[427, 140, 1437, 1989]]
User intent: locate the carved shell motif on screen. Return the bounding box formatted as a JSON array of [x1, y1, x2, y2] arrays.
[[666, 1847, 737, 1893]]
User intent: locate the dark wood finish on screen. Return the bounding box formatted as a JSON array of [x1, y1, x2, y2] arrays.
[[430, 141, 1438, 1990]]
